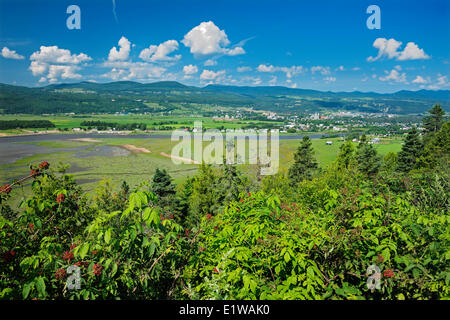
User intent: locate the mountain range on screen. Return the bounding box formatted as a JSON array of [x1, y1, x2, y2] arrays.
[[0, 81, 448, 115]]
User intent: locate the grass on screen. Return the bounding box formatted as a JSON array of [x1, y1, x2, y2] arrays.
[[0, 114, 284, 133]]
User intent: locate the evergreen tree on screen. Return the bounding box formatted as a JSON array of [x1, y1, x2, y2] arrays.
[[288, 136, 318, 184], [336, 140, 356, 170], [423, 104, 445, 142], [396, 127, 423, 172], [382, 152, 398, 173], [151, 168, 176, 198], [417, 121, 450, 170], [356, 135, 381, 177], [188, 164, 219, 227]]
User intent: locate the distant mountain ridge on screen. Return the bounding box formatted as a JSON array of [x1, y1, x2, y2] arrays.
[[43, 81, 450, 100], [0, 81, 448, 115]]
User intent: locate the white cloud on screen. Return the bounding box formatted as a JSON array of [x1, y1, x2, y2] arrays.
[[29, 45, 91, 83], [397, 42, 430, 61], [311, 66, 330, 75], [337, 65, 345, 71], [1, 47, 25, 60], [30, 46, 91, 65], [183, 64, 198, 75], [226, 46, 245, 56], [200, 69, 225, 80], [412, 75, 428, 84], [257, 64, 275, 72], [324, 77, 336, 82], [352, 67, 361, 71], [257, 64, 305, 78], [367, 38, 429, 62], [379, 69, 407, 83], [108, 36, 131, 61], [241, 76, 262, 85], [182, 21, 245, 57], [204, 59, 217, 66], [139, 40, 181, 62], [237, 66, 252, 72], [102, 62, 166, 81]]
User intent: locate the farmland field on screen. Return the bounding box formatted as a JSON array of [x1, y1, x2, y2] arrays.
[[0, 132, 403, 209]]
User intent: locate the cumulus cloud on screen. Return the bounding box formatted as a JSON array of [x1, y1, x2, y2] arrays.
[[204, 59, 217, 66], [367, 38, 430, 62], [102, 62, 166, 81], [108, 36, 131, 61], [182, 21, 245, 57], [183, 64, 198, 75], [257, 64, 305, 78], [397, 42, 430, 61], [29, 45, 91, 83], [412, 75, 428, 84], [1, 47, 25, 60], [311, 66, 331, 75], [324, 77, 336, 82], [200, 69, 225, 81], [139, 40, 181, 62], [379, 69, 407, 83], [257, 64, 275, 73]]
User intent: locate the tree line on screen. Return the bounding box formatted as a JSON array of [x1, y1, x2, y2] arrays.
[[0, 120, 55, 130]]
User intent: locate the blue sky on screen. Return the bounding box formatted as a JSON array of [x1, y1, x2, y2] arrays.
[[0, 0, 449, 92]]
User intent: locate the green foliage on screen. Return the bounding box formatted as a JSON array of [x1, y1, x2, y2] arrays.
[[356, 135, 381, 177], [396, 127, 423, 172], [0, 119, 55, 130], [0, 113, 449, 300], [336, 140, 356, 170], [423, 104, 446, 143], [288, 136, 319, 184]]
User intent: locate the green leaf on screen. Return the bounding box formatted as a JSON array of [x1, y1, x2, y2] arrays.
[[142, 207, 152, 221], [35, 277, 46, 297], [284, 252, 290, 263], [22, 282, 34, 299], [79, 242, 90, 259], [104, 229, 111, 244]]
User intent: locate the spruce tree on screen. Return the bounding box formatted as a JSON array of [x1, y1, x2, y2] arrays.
[[417, 121, 450, 170], [396, 127, 423, 172], [151, 168, 176, 198], [288, 136, 318, 184], [423, 104, 445, 142], [356, 135, 381, 177]]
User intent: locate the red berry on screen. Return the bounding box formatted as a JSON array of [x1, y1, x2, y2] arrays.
[[206, 214, 212, 220], [383, 269, 394, 278], [55, 268, 66, 280], [0, 184, 12, 194], [213, 267, 219, 273], [93, 263, 102, 276], [56, 193, 65, 203], [39, 161, 49, 170], [63, 251, 74, 261]]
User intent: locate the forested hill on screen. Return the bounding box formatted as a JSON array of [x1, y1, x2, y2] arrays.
[[0, 81, 449, 115]]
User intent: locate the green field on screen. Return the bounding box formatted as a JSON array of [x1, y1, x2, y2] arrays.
[[0, 135, 403, 205], [0, 114, 284, 133]]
